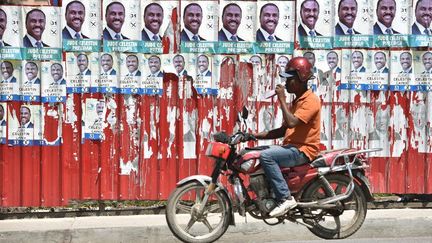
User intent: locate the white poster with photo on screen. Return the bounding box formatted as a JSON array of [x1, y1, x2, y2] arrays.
[[0, 60, 20, 101], [389, 50, 413, 91], [0, 6, 22, 59], [91, 53, 118, 93], [65, 52, 93, 93], [141, 1, 177, 53], [142, 54, 164, 95], [240, 54, 266, 100], [41, 61, 67, 103], [20, 60, 41, 102], [62, 0, 102, 52], [83, 98, 105, 140], [332, 105, 349, 149], [412, 50, 432, 92], [8, 104, 42, 146], [21, 7, 62, 60], [0, 102, 6, 144], [369, 50, 390, 90], [183, 109, 197, 159], [119, 53, 142, 94]]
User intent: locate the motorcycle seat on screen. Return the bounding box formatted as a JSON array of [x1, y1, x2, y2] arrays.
[[311, 148, 356, 168]]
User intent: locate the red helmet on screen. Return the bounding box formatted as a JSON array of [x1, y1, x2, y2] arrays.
[[279, 57, 314, 83]]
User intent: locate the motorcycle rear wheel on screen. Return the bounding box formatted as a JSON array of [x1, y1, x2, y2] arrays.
[[165, 181, 231, 243], [301, 174, 367, 239]]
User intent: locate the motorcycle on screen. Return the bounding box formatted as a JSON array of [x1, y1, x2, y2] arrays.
[[165, 109, 381, 242]]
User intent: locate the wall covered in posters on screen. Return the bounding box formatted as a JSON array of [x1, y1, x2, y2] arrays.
[[1, 0, 432, 206]]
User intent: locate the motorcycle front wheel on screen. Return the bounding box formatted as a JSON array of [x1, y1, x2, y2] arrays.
[[301, 174, 367, 239], [165, 181, 232, 243]]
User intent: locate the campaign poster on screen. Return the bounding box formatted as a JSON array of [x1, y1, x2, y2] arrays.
[[62, 0, 102, 52], [217, 1, 256, 54], [183, 109, 197, 159], [0, 6, 22, 59], [41, 61, 67, 103], [0, 60, 20, 101], [91, 52, 118, 93], [180, 1, 218, 53], [141, 1, 177, 53], [368, 50, 390, 90], [119, 53, 142, 94], [333, 0, 373, 48], [240, 54, 266, 100], [189, 54, 214, 95], [389, 50, 413, 91], [20, 60, 41, 102], [410, 97, 428, 152], [296, 0, 333, 49], [412, 50, 432, 92], [8, 104, 42, 146], [367, 105, 391, 157], [0, 102, 6, 144], [332, 105, 349, 149], [214, 54, 236, 99], [372, 0, 409, 47], [349, 105, 368, 148], [65, 52, 93, 93], [254, 1, 295, 54], [103, 0, 141, 52], [22, 7, 62, 60], [409, 0, 432, 47], [142, 54, 164, 95], [340, 49, 370, 91], [82, 98, 105, 140]]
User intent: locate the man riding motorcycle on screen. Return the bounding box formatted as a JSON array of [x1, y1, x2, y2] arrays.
[[252, 57, 321, 217]]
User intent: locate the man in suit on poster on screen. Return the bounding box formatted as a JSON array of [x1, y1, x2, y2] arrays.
[[148, 55, 164, 78], [218, 3, 245, 41], [19, 105, 33, 129], [103, 2, 129, 40], [50, 63, 66, 85], [298, 0, 322, 36], [197, 54, 212, 77], [100, 53, 116, 75], [125, 54, 141, 77], [333, 108, 348, 140], [335, 0, 362, 35], [24, 62, 41, 84], [63, 1, 89, 40], [142, 3, 163, 41], [412, 0, 432, 35], [1, 61, 17, 83], [256, 3, 282, 41], [373, 51, 389, 73], [351, 51, 366, 73], [181, 3, 206, 41], [23, 9, 50, 47], [421, 51, 432, 74], [303, 51, 324, 83], [399, 52, 413, 74], [77, 53, 91, 76], [173, 54, 188, 77], [373, 0, 400, 34], [0, 9, 11, 46], [323, 51, 341, 85]]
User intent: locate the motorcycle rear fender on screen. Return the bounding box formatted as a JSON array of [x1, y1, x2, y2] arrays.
[[353, 171, 374, 202], [176, 175, 235, 226]]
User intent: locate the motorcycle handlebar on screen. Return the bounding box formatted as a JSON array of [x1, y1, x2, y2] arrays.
[[229, 132, 257, 145]]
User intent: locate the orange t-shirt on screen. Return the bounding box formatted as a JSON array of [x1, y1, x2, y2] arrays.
[[282, 90, 321, 161]]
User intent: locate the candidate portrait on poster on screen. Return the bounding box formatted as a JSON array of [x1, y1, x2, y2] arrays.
[[41, 62, 67, 102], [413, 51, 432, 91], [181, 2, 206, 41], [65, 52, 92, 93], [119, 53, 142, 94], [142, 2, 164, 41], [335, 0, 362, 35], [373, 0, 409, 35], [103, 1, 129, 40], [23, 7, 61, 48], [219, 2, 256, 42], [93, 53, 118, 93], [62, 0, 89, 39], [256, 3, 282, 41], [389, 51, 413, 91], [142, 55, 163, 95], [0, 6, 22, 48], [20, 61, 41, 102], [412, 0, 432, 35], [0, 60, 20, 101]]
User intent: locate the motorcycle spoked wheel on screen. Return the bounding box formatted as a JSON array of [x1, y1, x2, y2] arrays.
[[300, 174, 367, 239], [165, 181, 232, 243]]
